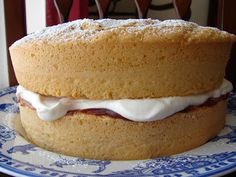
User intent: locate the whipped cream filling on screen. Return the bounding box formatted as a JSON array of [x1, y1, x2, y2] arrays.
[[16, 79, 233, 122]]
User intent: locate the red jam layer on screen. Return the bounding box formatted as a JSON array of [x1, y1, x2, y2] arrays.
[[19, 95, 227, 120]]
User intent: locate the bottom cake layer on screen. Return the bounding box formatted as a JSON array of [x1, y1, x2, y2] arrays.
[[19, 99, 226, 160]]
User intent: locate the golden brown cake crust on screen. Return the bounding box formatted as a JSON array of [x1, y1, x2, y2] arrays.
[[20, 99, 226, 160], [10, 19, 236, 99]]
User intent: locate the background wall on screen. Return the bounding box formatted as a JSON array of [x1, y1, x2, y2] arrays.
[[0, 0, 9, 88], [25, 0, 46, 34]]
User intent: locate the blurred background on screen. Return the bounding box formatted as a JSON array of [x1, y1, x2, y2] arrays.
[[0, 0, 235, 90]]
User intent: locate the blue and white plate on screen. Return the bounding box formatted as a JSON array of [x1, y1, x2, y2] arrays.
[[0, 87, 236, 177]]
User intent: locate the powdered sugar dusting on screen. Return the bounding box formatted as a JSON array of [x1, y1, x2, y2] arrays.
[[10, 19, 236, 48], [158, 19, 197, 27]]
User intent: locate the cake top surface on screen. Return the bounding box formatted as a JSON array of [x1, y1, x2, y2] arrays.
[[10, 19, 236, 48]]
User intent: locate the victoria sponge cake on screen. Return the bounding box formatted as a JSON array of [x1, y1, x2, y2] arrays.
[[10, 19, 236, 160]]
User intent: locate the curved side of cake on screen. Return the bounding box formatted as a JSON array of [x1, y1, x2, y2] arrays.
[[11, 42, 233, 99], [20, 99, 226, 160]]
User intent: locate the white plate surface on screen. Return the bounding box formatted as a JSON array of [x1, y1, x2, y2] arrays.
[[0, 87, 236, 177]]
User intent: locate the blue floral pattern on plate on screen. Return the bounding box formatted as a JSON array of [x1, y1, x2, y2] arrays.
[[0, 124, 16, 149], [0, 86, 236, 177]]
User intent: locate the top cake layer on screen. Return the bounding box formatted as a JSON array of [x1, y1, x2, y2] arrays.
[[11, 19, 235, 46], [10, 19, 236, 99]]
